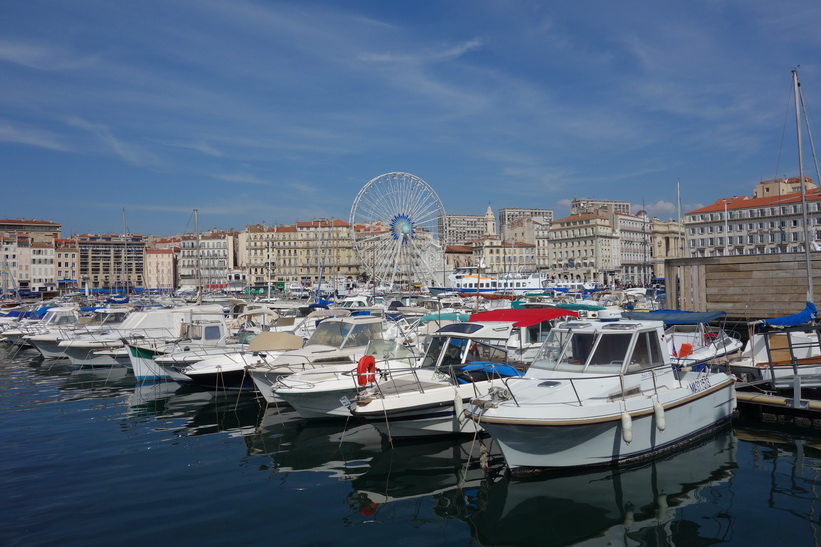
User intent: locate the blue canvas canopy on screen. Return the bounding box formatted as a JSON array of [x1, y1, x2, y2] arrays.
[[622, 310, 726, 325], [759, 301, 817, 328]]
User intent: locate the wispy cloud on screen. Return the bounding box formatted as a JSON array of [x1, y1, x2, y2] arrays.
[[0, 123, 68, 151], [64, 116, 149, 165], [162, 140, 223, 157], [358, 38, 483, 64], [211, 172, 268, 185], [0, 40, 99, 70]]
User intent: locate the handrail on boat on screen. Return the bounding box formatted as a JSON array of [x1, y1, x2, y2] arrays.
[[485, 365, 689, 408]]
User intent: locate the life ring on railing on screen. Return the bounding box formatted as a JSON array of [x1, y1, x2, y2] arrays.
[[357, 355, 376, 386]]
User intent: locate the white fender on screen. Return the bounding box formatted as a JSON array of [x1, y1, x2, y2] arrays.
[[654, 400, 666, 431], [655, 494, 668, 520], [621, 411, 633, 444], [623, 504, 635, 527], [453, 392, 465, 426]]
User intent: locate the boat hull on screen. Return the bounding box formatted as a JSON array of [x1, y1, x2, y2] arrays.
[[61, 344, 128, 368], [276, 388, 358, 419], [353, 383, 485, 438], [471, 379, 735, 472], [28, 338, 67, 359], [186, 369, 257, 392], [128, 345, 193, 383]]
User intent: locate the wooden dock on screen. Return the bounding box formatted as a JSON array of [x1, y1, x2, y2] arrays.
[[735, 381, 821, 428]]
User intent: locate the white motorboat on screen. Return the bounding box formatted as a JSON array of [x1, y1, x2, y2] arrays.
[[273, 339, 419, 419], [466, 310, 736, 473], [1, 306, 81, 348], [58, 304, 227, 368], [247, 314, 386, 400], [349, 308, 577, 439], [175, 331, 304, 390], [25, 307, 132, 359]]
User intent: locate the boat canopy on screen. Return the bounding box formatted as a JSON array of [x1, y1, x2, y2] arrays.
[[758, 301, 817, 328], [468, 307, 577, 327], [419, 312, 471, 323], [622, 310, 726, 325]]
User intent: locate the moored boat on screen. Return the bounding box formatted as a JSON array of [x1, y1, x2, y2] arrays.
[[466, 310, 736, 474]]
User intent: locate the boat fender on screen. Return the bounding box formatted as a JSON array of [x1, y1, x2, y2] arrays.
[[356, 355, 376, 386], [621, 411, 633, 444], [655, 494, 668, 520], [654, 401, 666, 431], [623, 502, 635, 527], [453, 392, 465, 425]]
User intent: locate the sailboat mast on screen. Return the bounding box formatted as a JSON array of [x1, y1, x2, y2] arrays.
[[793, 69, 814, 302], [194, 208, 202, 305], [122, 208, 129, 294]]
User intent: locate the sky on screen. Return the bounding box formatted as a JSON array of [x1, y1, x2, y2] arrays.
[[1, 0, 821, 237]]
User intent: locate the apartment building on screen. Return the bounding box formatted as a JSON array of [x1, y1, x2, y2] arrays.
[[684, 178, 821, 257], [76, 234, 146, 292]]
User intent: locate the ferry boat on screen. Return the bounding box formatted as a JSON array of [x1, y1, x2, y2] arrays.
[[429, 267, 551, 296]]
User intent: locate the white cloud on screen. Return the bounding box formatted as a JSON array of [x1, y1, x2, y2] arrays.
[[0, 123, 68, 151], [64, 116, 149, 165]]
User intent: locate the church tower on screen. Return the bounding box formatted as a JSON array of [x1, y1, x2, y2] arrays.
[[484, 205, 496, 237]]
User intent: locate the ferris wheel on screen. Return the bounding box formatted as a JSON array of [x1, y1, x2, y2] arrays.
[[349, 172, 446, 289]]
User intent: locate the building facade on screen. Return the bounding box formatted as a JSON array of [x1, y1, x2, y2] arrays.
[[0, 219, 61, 244], [76, 234, 146, 292], [144, 249, 176, 292], [571, 198, 631, 216], [684, 179, 821, 258], [438, 214, 488, 246], [498, 207, 553, 242]]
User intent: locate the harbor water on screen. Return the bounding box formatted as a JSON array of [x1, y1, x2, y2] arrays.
[[2, 348, 820, 546]]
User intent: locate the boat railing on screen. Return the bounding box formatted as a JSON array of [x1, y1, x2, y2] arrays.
[[361, 361, 516, 399], [762, 326, 821, 386], [486, 367, 678, 408], [357, 362, 428, 398]]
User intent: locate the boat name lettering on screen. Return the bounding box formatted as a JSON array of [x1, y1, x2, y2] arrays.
[[688, 377, 711, 394]]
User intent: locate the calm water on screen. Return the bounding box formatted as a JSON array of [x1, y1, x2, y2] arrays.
[[2, 347, 820, 546]]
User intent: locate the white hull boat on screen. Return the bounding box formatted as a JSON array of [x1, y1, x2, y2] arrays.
[[248, 315, 385, 401], [274, 339, 418, 419], [467, 310, 737, 474]]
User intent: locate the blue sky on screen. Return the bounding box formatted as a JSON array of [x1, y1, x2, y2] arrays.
[[1, 0, 820, 236]]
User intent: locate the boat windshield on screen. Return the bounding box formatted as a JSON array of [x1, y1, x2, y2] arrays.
[[305, 320, 382, 348], [532, 329, 634, 374], [421, 336, 447, 368], [44, 311, 77, 326], [366, 339, 417, 367], [424, 335, 512, 370]]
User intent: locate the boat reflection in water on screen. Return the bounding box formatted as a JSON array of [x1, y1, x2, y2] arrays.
[[349, 435, 505, 517], [245, 407, 385, 480], [128, 381, 264, 437], [59, 365, 136, 399], [460, 430, 738, 546]]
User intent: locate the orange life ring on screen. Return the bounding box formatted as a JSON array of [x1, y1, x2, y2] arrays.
[[357, 355, 376, 386]]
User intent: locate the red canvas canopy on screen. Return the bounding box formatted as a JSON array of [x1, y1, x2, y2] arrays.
[[469, 307, 577, 327]]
